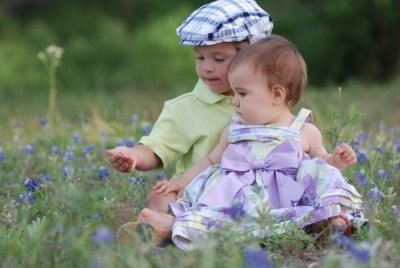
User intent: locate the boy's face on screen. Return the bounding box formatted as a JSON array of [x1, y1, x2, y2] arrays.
[[194, 43, 238, 96]]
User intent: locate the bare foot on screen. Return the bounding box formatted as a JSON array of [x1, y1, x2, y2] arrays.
[[139, 208, 174, 232], [332, 214, 352, 236]]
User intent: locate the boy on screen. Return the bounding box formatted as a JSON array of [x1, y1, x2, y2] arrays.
[[107, 0, 274, 213]]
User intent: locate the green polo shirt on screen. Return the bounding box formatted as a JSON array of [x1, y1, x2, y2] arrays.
[[140, 79, 234, 178]]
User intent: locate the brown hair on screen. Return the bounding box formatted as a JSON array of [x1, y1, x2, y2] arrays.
[[229, 35, 307, 107]]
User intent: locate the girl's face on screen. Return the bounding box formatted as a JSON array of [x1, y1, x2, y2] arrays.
[[194, 43, 239, 96], [229, 64, 282, 125]]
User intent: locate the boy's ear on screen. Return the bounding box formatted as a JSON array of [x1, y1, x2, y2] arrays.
[[271, 85, 286, 104]]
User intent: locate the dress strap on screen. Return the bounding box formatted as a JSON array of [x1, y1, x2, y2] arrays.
[[290, 108, 313, 130]]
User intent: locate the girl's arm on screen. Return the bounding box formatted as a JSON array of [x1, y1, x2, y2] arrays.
[[300, 123, 356, 170], [153, 126, 230, 196]]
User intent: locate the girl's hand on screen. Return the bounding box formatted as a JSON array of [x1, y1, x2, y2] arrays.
[[153, 179, 185, 197], [331, 143, 357, 170], [107, 147, 137, 172]]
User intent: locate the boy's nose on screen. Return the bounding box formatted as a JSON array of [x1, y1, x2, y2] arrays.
[[203, 62, 214, 72]]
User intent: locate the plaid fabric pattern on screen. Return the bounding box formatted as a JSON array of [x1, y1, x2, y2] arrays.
[[177, 0, 273, 46]]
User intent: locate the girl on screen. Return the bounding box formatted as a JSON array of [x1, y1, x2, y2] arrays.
[[119, 35, 364, 250]]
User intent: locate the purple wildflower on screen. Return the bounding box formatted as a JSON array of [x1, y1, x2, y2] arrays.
[[392, 205, 398, 215], [125, 138, 135, 148], [142, 123, 152, 136], [63, 167, 73, 177], [91, 226, 115, 245], [24, 178, 39, 192], [63, 151, 75, 164], [242, 247, 272, 268], [39, 117, 48, 128], [98, 167, 109, 181], [332, 234, 370, 263], [84, 144, 95, 156], [0, 148, 4, 163], [131, 114, 140, 125], [396, 161, 400, 170], [49, 146, 60, 155], [127, 176, 144, 184], [356, 151, 368, 164], [21, 144, 34, 155], [155, 172, 167, 181], [355, 169, 369, 187], [367, 187, 382, 202], [40, 175, 50, 183], [16, 191, 34, 204], [227, 202, 245, 221], [71, 133, 83, 143]]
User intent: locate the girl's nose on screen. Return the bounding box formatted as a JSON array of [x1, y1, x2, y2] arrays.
[[232, 95, 239, 107]]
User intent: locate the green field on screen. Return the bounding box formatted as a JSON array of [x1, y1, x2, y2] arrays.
[[0, 81, 400, 267]]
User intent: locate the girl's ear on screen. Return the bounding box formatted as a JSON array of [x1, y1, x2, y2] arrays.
[[271, 85, 286, 104]]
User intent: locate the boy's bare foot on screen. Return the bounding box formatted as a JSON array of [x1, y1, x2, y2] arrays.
[[117, 208, 174, 246]]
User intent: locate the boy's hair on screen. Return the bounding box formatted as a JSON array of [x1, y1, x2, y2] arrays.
[[229, 35, 307, 107], [177, 0, 273, 46]]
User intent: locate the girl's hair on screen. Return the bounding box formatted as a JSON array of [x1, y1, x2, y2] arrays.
[[229, 35, 307, 107]]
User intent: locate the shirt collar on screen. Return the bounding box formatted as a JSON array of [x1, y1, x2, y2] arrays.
[[193, 79, 231, 104]]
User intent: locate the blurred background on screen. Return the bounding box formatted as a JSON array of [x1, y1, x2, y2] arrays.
[[1, 0, 399, 96]]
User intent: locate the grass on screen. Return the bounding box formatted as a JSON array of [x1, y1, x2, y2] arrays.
[[0, 81, 399, 267]]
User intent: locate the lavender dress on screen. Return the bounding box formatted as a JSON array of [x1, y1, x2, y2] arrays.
[[170, 109, 365, 251]]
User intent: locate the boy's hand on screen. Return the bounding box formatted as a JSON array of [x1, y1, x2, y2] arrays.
[[331, 143, 357, 170], [107, 146, 137, 172], [153, 179, 185, 198]]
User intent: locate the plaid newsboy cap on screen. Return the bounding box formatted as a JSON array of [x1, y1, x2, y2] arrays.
[[176, 0, 273, 46]]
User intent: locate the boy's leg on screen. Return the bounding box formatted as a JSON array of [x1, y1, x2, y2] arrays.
[[146, 189, 177, 213]]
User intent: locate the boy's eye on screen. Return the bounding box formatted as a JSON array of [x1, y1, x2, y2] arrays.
[[196, 56, 204, 60], [214, 57, 225, 62]]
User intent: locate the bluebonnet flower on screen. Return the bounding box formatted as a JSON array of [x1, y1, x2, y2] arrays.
[[377, 169, 392, 180], [131, 114, 140, 125], [83, 144, 95, 157], [332, 234, 370, 263], [394, 138, 400, 154], [63, 151, 75, 164], [391, 205, 398, 215], [21, 144, 34, 155], [98, 167, 109, 181], [39, 117, 48, 128], [24, 178, 39, 192], [91, 226, 115, 245], [40, 175, 50, 183], [0, 148, 4, 163], [142, 123, 152, 136], [16, 191, 34, 204], [155, 171, 167, 181], [227, 202, 245, 221], [356, 151, 368, 164], [127, 176, 144, 184], [71, 133, 83, 143], [374, 146, 384, 153], [63, 167, 73, 177], [396, 161, 400, 171], [49, 146, 60, 155], [367, 187, 382, 202], [242, 246, 272, 268], [125, 138, 135, 148], [355, 169, 369, 188]]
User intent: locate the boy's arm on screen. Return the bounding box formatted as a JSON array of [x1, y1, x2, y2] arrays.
[[301, 123, 356, 170], [154, 126, 230, 196], [107, 144, 161, 172]]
